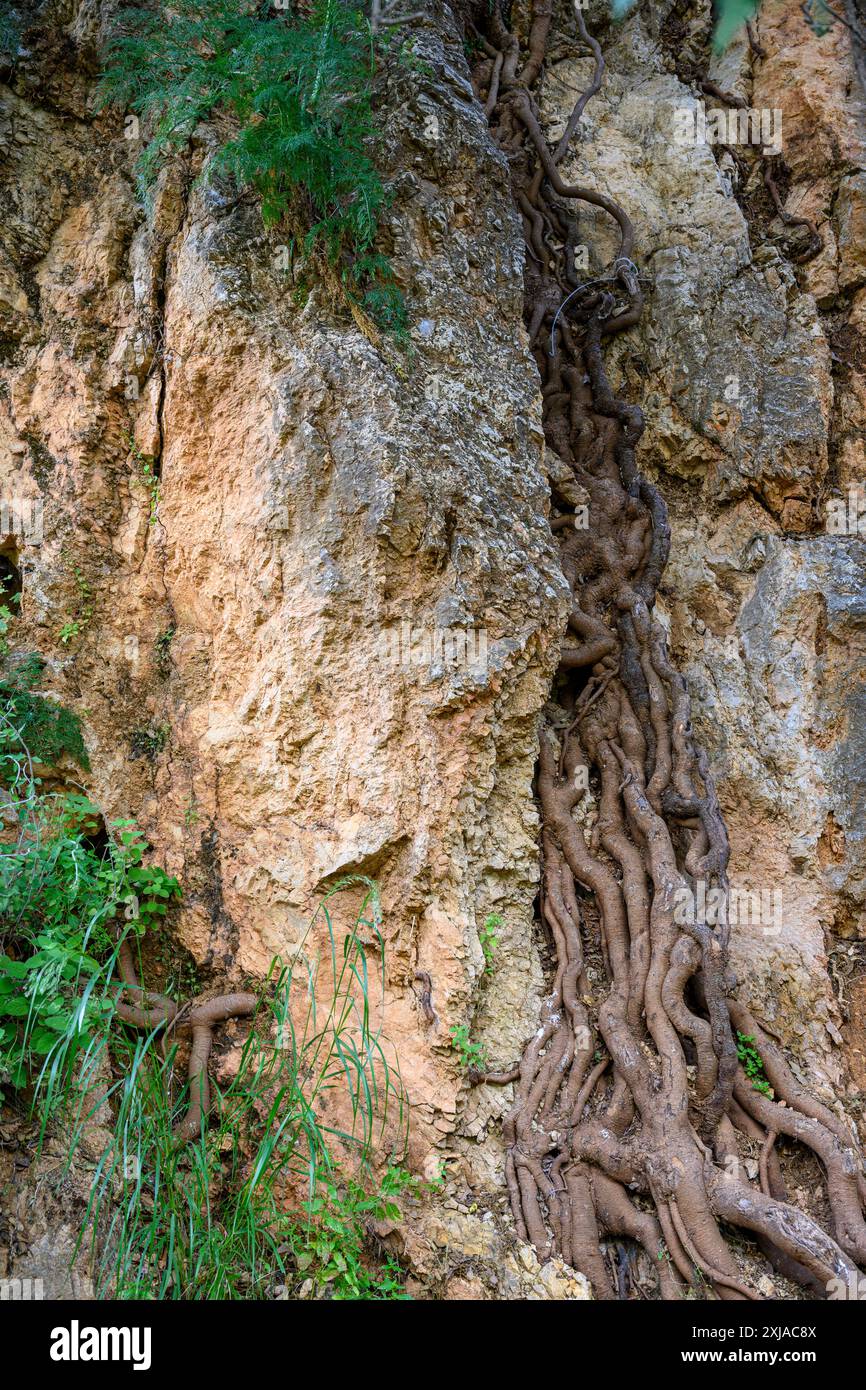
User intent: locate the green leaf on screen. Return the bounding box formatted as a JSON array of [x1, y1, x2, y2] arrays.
[[44, 1012, 73, 1030], [0, 957, 30, 978], [0, 997, 30, 1017]]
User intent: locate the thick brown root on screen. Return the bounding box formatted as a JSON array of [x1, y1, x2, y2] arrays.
[[114, 934, 257, 1142], [468, 0, 866, 1300]]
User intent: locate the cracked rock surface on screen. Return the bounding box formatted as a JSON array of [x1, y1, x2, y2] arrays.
[[1, 0, 866, 1297]]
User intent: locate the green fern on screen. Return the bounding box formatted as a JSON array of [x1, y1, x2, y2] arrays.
[[98, 0, 405, 333]]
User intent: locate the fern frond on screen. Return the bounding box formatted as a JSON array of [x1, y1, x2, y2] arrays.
[[99, 0, 404, 335]]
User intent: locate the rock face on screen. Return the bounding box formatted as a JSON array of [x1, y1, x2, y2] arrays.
[[2, 0, 866, 1298], [527, 0, 866, 1120], [1, 0, 568, 1197]]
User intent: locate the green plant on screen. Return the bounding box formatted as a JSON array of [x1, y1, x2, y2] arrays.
[[154, 623, 175, 675], [294, 1166, 416, 1298], [59, 590, 93, 643], [123, 433, 160, 524], [479, 912, 501, 974], [0, 643, 180, 1107], [58, 561, 94, 646], [0, 653, 90, 771], [0, 605, 14, 669], [99, 0, 406, 335], [129, 721, 170, 762], [149, 919, 202, 999], [72, 877, 410, 1299], [0, 820, 179, 1106], [139, 458, 160, 525], [736, 1031, 774, 1099], [449, 1023, 488, 1073], [1, 609, 412, 1298]]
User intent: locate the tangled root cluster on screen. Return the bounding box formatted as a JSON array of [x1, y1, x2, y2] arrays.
[[469, 0, 866, 1299]]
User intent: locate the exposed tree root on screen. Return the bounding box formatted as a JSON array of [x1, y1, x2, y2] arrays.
[[114, 936, 256, 1142], [468, 0, 865, 1300]]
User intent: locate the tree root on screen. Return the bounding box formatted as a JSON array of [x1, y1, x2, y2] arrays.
[[115, 936, 256, 1142], [468, 0, 865, 1300]]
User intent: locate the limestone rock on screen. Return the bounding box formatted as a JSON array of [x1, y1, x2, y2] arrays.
[[3, 0, 866, 1298]]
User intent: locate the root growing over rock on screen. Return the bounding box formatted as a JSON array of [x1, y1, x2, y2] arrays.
[[469, 0, 865, 1300], [114, 936, 256, 1142]]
